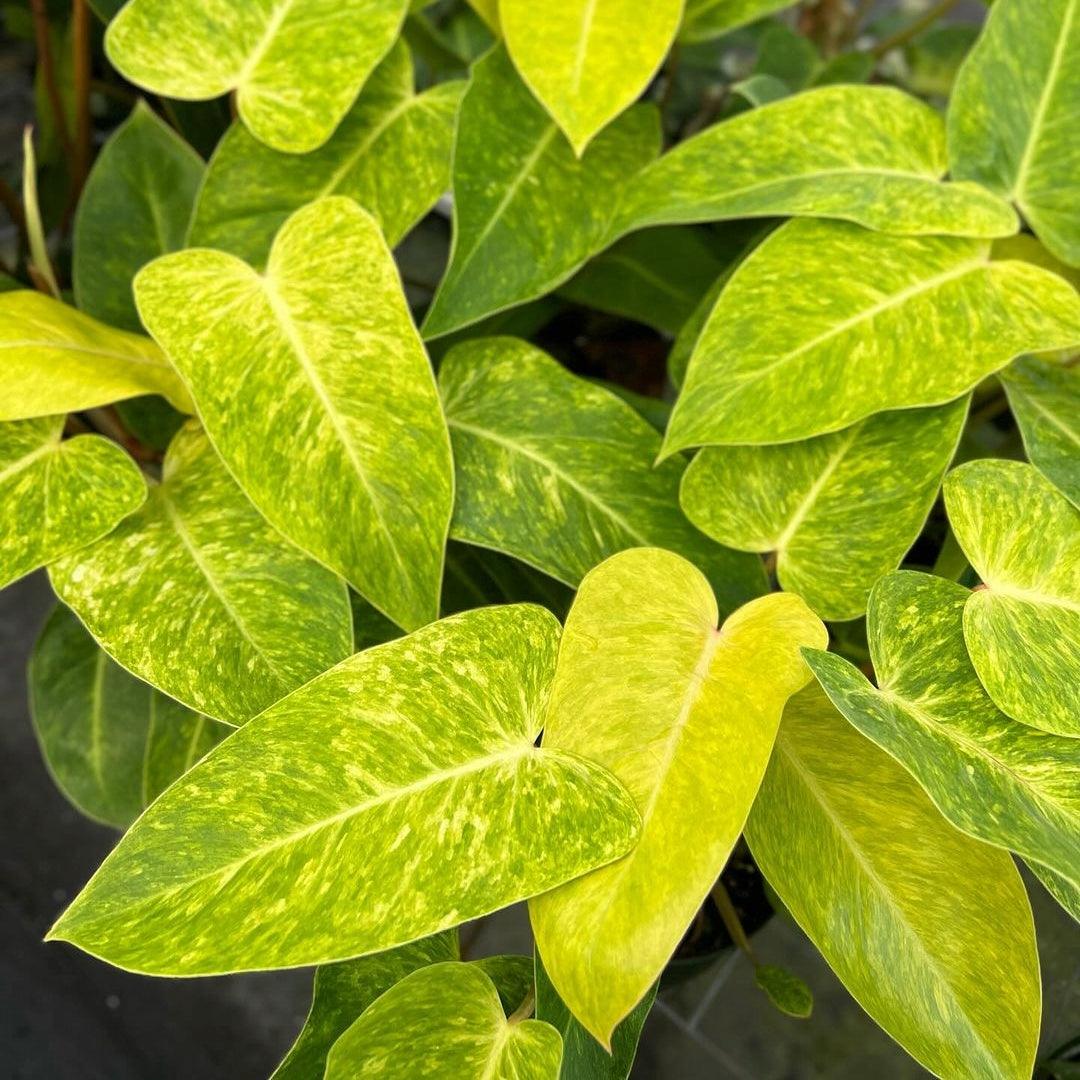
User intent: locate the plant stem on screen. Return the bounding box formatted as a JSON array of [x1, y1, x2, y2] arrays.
[[508, 986, 536, 1025], [71, 0, 92, 194], [839, 0, 877, 47], [711, 880, 758, 966], [871, 0, 962, 58], [30, 0, 75, 162]]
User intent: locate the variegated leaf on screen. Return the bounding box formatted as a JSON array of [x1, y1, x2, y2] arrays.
[[679, 0, 798, 42]]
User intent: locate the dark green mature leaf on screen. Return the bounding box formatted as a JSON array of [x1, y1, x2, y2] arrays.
[[613, 86, 1019, 240], [944, 459, 1080, 736], [948, 0, 1080, 265], [105, 0, 409, 153], [662, 219, 1080, 452], [271, 932, 459, 1080], [73, 101, 203, 332], [421, 47, 659, 338], [500, 0, 680, 155], [136, 197, 454, 631], [324, 963, 562, 1079], [1001, 359, 1080, 506], [49, 423, 352, 727], [441, 543, 574, 621], [440, 338, 766, 615], [746, 684, 1041, 1080], [558, 227, 728, 335], [29, 605, 226, 829], [532, 548, 825, 1045], [535, 953, 656, 1080], [48, 605, 640, 975], [806, 571, 1080, 897], [680, 399, 968, 620], [679, 0, 797, 42], [0, 291, 194, 420], [190, 41, 463, 267]]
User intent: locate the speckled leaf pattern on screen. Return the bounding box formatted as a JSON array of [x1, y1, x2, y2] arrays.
[[49, 423, 352, 727], [73, 102, 203, 332], [944, 459, 1080, 736], [105, 0, 409, 153], [745, 683, 1041, 1080], [500, 0, 680, 156], [531, 548, 826, 1046], [663, 219, 1080, 453], [135, 197, 453, 631], [190, 41, 463, 267], [534, 951, 655, 1079], [29, 605, 227, 829], [806, 571, 1080, 897], [1001, 358, 1080, 507], [422, 48, 659, 338], [0, 416, 146, 590], [47, 605, 641, 975], [324, 963, 563, 1079], [613, 86, 1018, 240], [0, 290, 193, 420], [440, 339, 765, 616], [948, 0, 1080, 265], [1028, 861, 1080, 924], [271, 932, 460, 1080], [680, 400, 968, 621]]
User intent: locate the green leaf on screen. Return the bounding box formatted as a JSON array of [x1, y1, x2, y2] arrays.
[[73, 101, 203, 332], [680, 399, 969, 621], [473, 955, 535, 1015], [104, 0, 409, 153], [47, 604, 640, 975], [531, 547, 825, 1046], [1028, 861, 1080, 924], [557, 226, 728, 335], [662, 219, 1080, 453], [613, 86, 1019, 240], [1001, 358, 1080, 507], [271, 932, 460, 1080], [421, 47, 659, 338], [0, 290, 194, 421], [324, 963, 562, 1079], [0, 416, 145, 589], [745, 683, 1041, 1080], [948, 0, 1080, 265], [189, 41, 464, 267], [805, 570, 1080, 898], [500, 0, 680, 156], [754, 965, 812, 1020], [441, 543, 574, 622], [135, 196, 453, 631], [944, 459, 1080, 736], [535, 953, 656, 1079], [439, 338, 766, 615], [679, 0, 797, 42], [49, 423, 352, 727], [29, 605, 226, 829]]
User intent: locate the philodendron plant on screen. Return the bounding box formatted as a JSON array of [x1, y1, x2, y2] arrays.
[[3, 0, 1079, 1076]]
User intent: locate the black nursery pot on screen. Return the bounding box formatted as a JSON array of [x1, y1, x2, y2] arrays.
[[661, 844, 774, 989]]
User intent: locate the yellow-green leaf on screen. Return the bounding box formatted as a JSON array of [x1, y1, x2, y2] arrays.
[[500, 0, 681, 156], [105, 0, 409, 153], [615, 86, 1018, 240], [135, 196, 453, 631], [944, 459, 1080, 736], [49, 423, 352, 727], [47, 604, 640, 975], [29, 604, 227, 829], [745, 684, 1041, 1080], [439, 338, 766, 615], [324, 963, 562, 1079], [421, 47, 659, 338], [1001, 358, 1080, 507], [189, 41, 464, 267], [0, 290, 194, 421], [0, 416, 146, 589], [662, 219, 1080, 453], [948, 0, 1080, 265], [530, 547, 826, 1046], [806, 570, 1080, 897], [679, 0, 796, 42], [680, 400, 968, 621]]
